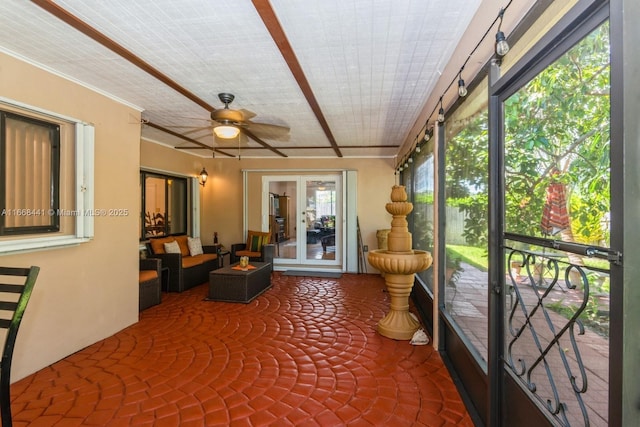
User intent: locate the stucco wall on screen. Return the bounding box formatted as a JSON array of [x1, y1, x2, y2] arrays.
[[140, 140, 396, 273], [1, 52, 141, 381]]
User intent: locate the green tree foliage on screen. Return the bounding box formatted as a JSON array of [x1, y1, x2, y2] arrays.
[[445, 22, 610, 247], [504, 23, 610, 242]]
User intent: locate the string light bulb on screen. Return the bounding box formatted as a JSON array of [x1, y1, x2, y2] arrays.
[[437, 98, 445, 123], [457, 73, 468, 97], [400, 5, 511, 167], [495, 8, 510, 57]]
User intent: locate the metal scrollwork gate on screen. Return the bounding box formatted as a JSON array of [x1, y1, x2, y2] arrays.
[[503, 234, 614, 426]]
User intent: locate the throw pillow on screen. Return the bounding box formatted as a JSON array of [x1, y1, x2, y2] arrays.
[[187, 237, 204, 256], [174, 235, 191, 257], [163, 240, 181, 254], [249, 234, 262, 252]]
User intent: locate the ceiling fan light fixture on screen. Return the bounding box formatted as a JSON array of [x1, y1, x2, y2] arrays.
[[213, 125, 240, 139]]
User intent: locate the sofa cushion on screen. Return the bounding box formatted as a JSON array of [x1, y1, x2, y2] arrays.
[[175, 235, 190, 257], [139, 270, 158, 283], [187, 236, 204, 256], [235, 249, 262, 258], [164, 240, 181, 254], [182, 253, 217, 269], [149, 236, 175, 254]]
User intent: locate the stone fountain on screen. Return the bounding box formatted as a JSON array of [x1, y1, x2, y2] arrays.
[[367, 185, 433, 340]]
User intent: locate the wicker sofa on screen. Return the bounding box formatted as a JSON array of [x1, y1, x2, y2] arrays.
[[146, 235, 220, 292]]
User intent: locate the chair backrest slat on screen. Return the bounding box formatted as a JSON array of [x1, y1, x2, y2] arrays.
[[0, 268, 32, 277], [0, 302, 18, 312], [0, 284, 23, 294]]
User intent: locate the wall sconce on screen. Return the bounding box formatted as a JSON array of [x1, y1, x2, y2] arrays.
[[199, 168, 208, 187]]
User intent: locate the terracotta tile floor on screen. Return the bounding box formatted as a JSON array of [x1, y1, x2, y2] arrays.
[[11, 272, 473, 426]]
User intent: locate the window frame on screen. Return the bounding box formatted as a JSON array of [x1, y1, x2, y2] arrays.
[[0, 110, 61, 235], [0, 96, 94, 254], [140, 170, 189, 240]]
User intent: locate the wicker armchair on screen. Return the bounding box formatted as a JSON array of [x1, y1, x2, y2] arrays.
[[230, 230, 275, 270], [139, 258, 162, 311]]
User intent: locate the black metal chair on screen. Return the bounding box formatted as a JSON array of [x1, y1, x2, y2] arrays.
[[0, 266, 40, 427]]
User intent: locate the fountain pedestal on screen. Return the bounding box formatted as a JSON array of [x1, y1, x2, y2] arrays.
[[367, 186, 432, 340]]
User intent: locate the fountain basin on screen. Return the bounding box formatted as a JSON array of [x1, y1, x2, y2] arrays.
[[368, 249, 432, 274], [368, 249, 433, 340]]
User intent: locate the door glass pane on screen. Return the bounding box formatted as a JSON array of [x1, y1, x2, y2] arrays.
[[444, 81, 490, 364], [413, 146, 435, 291], [269, 181, 296, 260], [305, 179, 336, 261], [503, 22, 610, 427]]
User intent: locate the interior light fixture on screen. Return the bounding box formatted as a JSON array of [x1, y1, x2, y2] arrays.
[[213, 124, 240, 139], [199, 168, 208, 187], [495, 8, 510, 57], [437, 98, 445, 123], [458, 73, 468, 97]]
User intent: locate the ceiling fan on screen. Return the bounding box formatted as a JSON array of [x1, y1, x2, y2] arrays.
[[209, 93, 290, 142]]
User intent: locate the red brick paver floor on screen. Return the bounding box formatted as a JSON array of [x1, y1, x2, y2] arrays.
[[11, 272, 473, 426]]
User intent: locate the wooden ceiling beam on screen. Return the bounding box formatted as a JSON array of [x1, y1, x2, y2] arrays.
[[252, 0, 343, 158], [31, 0, 215, 112]]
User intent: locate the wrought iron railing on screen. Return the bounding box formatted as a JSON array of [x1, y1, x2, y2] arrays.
[[504, 245, 609, 427]]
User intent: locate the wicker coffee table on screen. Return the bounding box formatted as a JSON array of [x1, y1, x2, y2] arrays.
[[207, 261, 271, 303]]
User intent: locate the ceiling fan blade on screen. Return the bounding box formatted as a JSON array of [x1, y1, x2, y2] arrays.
[[162, 115, 213, 123], [239, 108, 256, 120], [162, 125, 212, 133], [245, 121, 290, 141]]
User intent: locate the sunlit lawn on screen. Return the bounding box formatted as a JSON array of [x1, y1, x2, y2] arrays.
[[448, 243, 610, 293], [447, 244, 488, 271]]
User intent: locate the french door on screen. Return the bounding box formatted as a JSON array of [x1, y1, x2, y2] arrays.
[[263, 174, 342, 269]]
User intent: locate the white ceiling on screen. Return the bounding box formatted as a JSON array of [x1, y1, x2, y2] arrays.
[[0, 0, 483, 159]]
